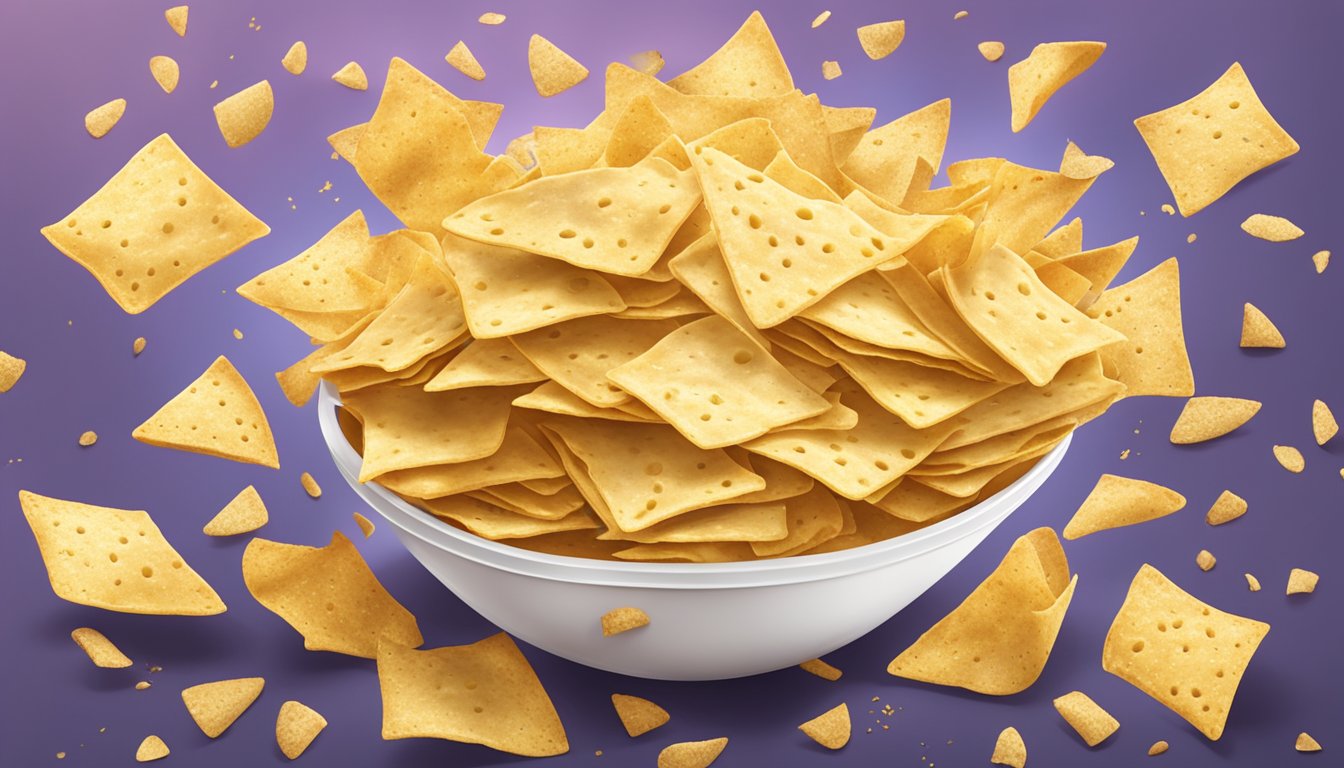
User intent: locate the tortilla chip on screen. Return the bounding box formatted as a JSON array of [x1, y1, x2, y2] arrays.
[[1053, 691, 1119, 746], [1169, 397, 1260, 444], [1008, 42, 1106, 132], [1062, 474, 1186, 540], [669, 11, 791, 97], [1134, 63, 1298, 216], [135, 735, 169, 762], [478, 12, 505, 24], [71, 627, 133, 668], [631, 50, 665, 76], [658, 737, 728, 768], [1240, 303, 1285, 348], [1313, 399, 1337, 445], [991, 726, 1026, 767], [857, 20, 905, 60], [888, 528, 1075, 694], [281, 41, 307, 75], [1273, 444, 1305, 473], [1059, 140, 1115, 179], [1241, 213, 1303, 242], [1246, 573, 1261, 591], [85, 98, 126, 138], [1296, 733, 1322, 752], [164, 5, 188, 36], [1286, 568, 1318, 595], [1204, 490, 1247, 526], [213, 80, 273, 148], [242, 531, 422, 658], [601, 606, 650, 636], [611, 694, 670, 737], [19, 490, 226, 615], [821, 61, 842, 80], [799, 658, 842, 681], [203, 485, 268, 536], [133, 356, 279, 468], [1103, 564, 1270, 739], [1085, 258, 1193, 396], [1312, 250, 1330, 273], [375, 426, 563, 499], [528, 35, 588, 97], [844, 100, 950, 205], [0, 350, 25, 392], [181, 677, 265, 738], [276, 701, 327, 759], [798, 703, 850, 750], [297, 471, 321, 499], [979, 41, 1006, 62], [377, 633, 568, 756], [40, 134, 270, 314], [332, 61, 368, 89], [446, 41, 485, 81], [149, 55, 179, 93], [1195, 548, 1217, 571], [420, 495, 597, 539]]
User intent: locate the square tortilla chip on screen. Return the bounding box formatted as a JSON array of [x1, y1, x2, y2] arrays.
[[1008, 42, 1106, 132], [40, 134, 270, 314], [601, 607, 650, 636], [1102, 564, 1270, 740], [1134, 63, 1298, 216], [528, 34, 588, 97], [276, 701, 327, 759], [203, 485, 268, 536], [375, 426, 564, 499], [1086, 258, 1195, 397], [888, 528, 1075, 694], [242, 531, 422, 658], [133, 355, 279, 468], [1169, 396, 1261, 444], [181, 677, 265, 738], [798, 703, 850, 749], [668, 11, 792, 98], [1053, 691, 1119, 746], [800, 272, 960, 361], [512, 316, 675, 407], [19, 491, 226, 615], [831, 347, 1009, 429], [1062, 474, 1186, 539], [378, 634, 568, 756], [611, 694, 669, 737], [71, 627, 133, 668]]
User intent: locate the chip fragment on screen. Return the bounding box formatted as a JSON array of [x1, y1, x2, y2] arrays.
[[181, 677, 265, 738], [1312, 250, 1330, 273], [1239, 303, 1285, 348], [798, 703, 850, 749], [299, 472, 322, 498], [164, 5, 188, 36], [1196, 549, 1216, 571], [857, 20, 905, 60], [1053, 691, 1118, 747], [1063, 474, 1186, 540], [1008, 41, 1106, 132], [1148, 740, 1169, 756], [528, 35, 588, 97], [799, 658, 842, 681], [85, 98, 127, 138], [1240, 214, 1303, 242], [446, 41, 485, 81], [353, 512, 375, 538], [658, 737, 728, 768], [978, 41, 1005, 62], [821, 61, 842, 80], [1286, 568, 1318, 595], [601, 606, 650, 636], [71, 627, 133, 668], [203, 485, 268, 536], [332, 61, 368, 90], [990, 726, 1026, 767], [1296, 732, 1322, 752], [78, 430, 98, 447], [149, 55, 179, 93], [1273, 445, 1305, 473], [214, 80, 274, 148], [0, 350, 25, 392], [1204, 490, 1246, 526], [478, 12, 505, 24], [1245, 573, 1261, 591], [612, 694, 670, 737], [281, 41, 308, 75], [135, 735, 170, 762], [133, 356, 279, 468], [276, 701, 326, 759], [1312, 399, 1337, 445], [1169, 397, 1260, 444]]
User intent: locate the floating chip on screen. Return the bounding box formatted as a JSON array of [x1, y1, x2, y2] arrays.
[[669, 10, 790, 97], [631, 50, 665, 76], [203, 485, 268, 536], [1008, 41, 1106, 132], [78, 430, 98, 446], [1204, 490, 1246, 526], [798, 703, 850, 750], [1053, 691, 1118, 747], [133, 356, 279, 468], [1313, 399, 1338, 445], [978, 41, 1005, 62], [85, 98, 127, 138], [601, 606, 650, 636], [657, 737, 728, 768], [299, 471, 322, 498], [1169, 397, 1261, 444], [1273, 445, 1305, 473], [149, 55, 179, 93], [1312, 250, 1330, 273], [528, 34, 588, 97], [353, 512, 376, 538], [842, 99, 949, 204], [612, 694, 670, 737], [1059, 140, 1115, 179], [857, 20, 905, 60], [1239, 303, 1286, 351], [378, 633, 569, 756], [242, 531, 422, 658], [799, 658, 842, 681], [181, 677, 265, 738], [888, 528, 1075, 694], [276, 701, 327, 759], [1296, 733, 1322, 752], [40, 134, 270, 313], [136, 735, 169, 762], [343, 384, 514, 481], [19, 490, 226, 615], [821, 61, 842, 80], [71, 627, 133, 668], [0, 350, 25, 392], [478, 12, 505, 24], [332, 61, 368, 89], [164, 5, 188, 36], [1062, 474, 1186, 540], [446, 41, 485, 81], [281, 41, 307, 75], [1103, 564, 1270, 740], [1134, 63, 1298, 216], [1245, 573, 1261, 592], [213, 80, 273, 148], [1286, 568, 1318, 595], [990, 726, 1026, 767], [1149, 740, 1169, 755], [1195, 548, 1216, 571], [1241, 213, 1304, 242]]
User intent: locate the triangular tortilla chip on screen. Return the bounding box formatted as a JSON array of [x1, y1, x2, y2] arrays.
[[378, 633, 569, 756], [40, 134, 269, 314], [528, 34, 588, 97], [974, 160, 1094, 259], [843, 99, 950, 205], [446, 40, 485, 80], [1296, 733, 1322, 752], [857, 20, 905, 60], [1239, 302, 1285, 348], [511, 316, 676, 407], [888, 528, 1076, 694], [762, 150, 842, 203], [332, 61, 368, 89], [1059, 140, 1114, 179], [1008, 42, 1106, 132], [1085, 257, 1194, 396], [164, 5, 188, 36], [1034, 217, 1084, 258], [668, 11, 792, 98], [19, 491, 226, 615], [213, 80, 273, 148], [1062, 474, 1187, 539], [602, 96, 675, 168], [276, 701, 327, 759], [1169, 396, 1261, 444], [611, 694, 669, 737], [181, 677, 265, 738], [425, 338, 546, 391], [237, 210, 379, 314], [203, 485, 268, 536], [242, 532, 422, 658], [688, 118, 786, 171], [991, 726, 1026, 767], [71, 627, 133, 668], [822, 105, 876, 163], [133, 356, 279, 468], [136, 735, 170, 762], [281, 41, 308, 75], [798, 703, 850, 749]]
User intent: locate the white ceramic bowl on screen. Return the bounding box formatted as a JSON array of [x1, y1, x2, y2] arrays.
[[318, 382, 1070, 680]]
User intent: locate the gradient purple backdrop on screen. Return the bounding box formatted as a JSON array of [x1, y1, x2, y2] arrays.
[[2, 1, 1340, 765]]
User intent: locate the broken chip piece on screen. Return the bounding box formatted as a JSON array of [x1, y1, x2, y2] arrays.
[[214, 80, 274, 148], [1148, 740, 1170, 756], [446, 41, 485, 81], [1245, 573, 1262, 591], [1169, 397, 1261, 444], [1312, 250, 1330, 273], [182, 677, 265, 738], [1196, 549, 1216, 571], [798, 703, 850, 750], [332, 61, 368, 89], [71, 627, 133, 668], [601, 606, 650, 637], [1240, 303, 1285, 348], [978, 41, 1005, 62], [1273, 445, 1305, 473], [1204, 490, 1247, 526], [856, 20, 905, 60], [799, 658, 842, 681], [1008, 41, 1106, 132], [1312, 399, 1338, 445], [0, 351, 25, 392], [85, 98, 127, 138], [78, 430, 98, 447], [135, 735, 170, 762], [1240, 213, 1303, 242], [528, 35, 588, 97], [1296, 732, 1322, 752], [300, 471, 322, 498], [149, 55, 179, 94], [164, 5, 188, 36], [990, 726, 1026, 767], [1286, 568, 1318, 595], [353, 512, 376, 538], [1053, 691, 1119, 747], [611, 694, 670, 738], [658, 737, 728, 768], [276, 700, 327, 759], [1063, 474, 1186, 540], [203, 485, 268, 536], [133, 356, 279, 468], [282, 41, 308, 75]]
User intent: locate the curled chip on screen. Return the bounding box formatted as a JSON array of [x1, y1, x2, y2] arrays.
[[478, 12, 505, 24], [276, 701, 326, 760], [181, 677, 264, 738], [332, 61, 368, 90], [149, 55, 179, 94], [353, 512, 376, 538], [1204, 490, 1247, 526], [1008, 41, 1106, 132], [214, 80, 274, 148], [1240, 303, 1285, 348], [1240, 213, 1303, 242], [446, 41, 485, 81], [85, 98, 127, 138], [1169, 397, 1261, 444], [857, 20, 905, 60], [1273, 445, 1305, 473], [1286, 568, 1318, 595], [601, 606, 650, 637], [990, 726, 1026, 767], [528, 34, 588, 97], [242, 532, 422, 658], [1053, 691, 1118, 747], [19, 490, 226, 615], [1245, 573, 1261, 591], [135, 735, 170, 762], [71, 627, 133, 668], [1062, 474, 1186, 540], [611, 693, 670, 737], [888, 528, 1076, 694], [133, 356, 279, 468], [281, 41, 308, 75], [798, 703, 850, 750], [658, 737, 728, 768], [378, 634, 569, 756], [1312, 399, 1337, 445], [1103, 564, 1269, 740], [799, 658, 842, 681], [203, 485, 268, 536]]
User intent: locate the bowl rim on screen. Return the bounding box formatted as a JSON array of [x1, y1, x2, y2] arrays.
[[318, 381, 1069, 589]]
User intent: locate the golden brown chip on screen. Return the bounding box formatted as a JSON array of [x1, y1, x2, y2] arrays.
[[353, 512, 376, 538], [242, 532, 422, 658], [990, 726, 1026, 767], [478, 12, 505, 24], [281, 41, 308, 75], [214, 81, 274, 148], [1240, 213, 1303, 242], [1245, 573, 1262, 592], [1204, 490, 1247, 526], [85, 98, 127, 138], [1169, 397, 1261, 444], [276, 701, 327, 759], [135, 735, 170, 762], [164, 5, 188, 36], [1296, 732, 1322, 752], [1053, 691, 1119, 747], [601, 606, 650, 637], [1059, 140, 1115, 179], [203, 485, 268, 536], [133, 356, 279, 468], [821, 61, 842, 80], [299, 471, 322, 499], [71, 627, 133, 668], [978, 41, 1005, 62], [857, 20, 905, 60], [1087, 257, 1194, 397], [1148, 740, 1170, 756], [1273, 445, 1305, 473], [446, 41, 485, 81], [1313, 250, 1330, 273], [798, 703, 850, 750], [1008, 41, 1106, 132], [0, 350, 25, 392], [1286, 568, 1318, 595], [799, 658, 842, 681], [811, 10, 831, 28], [1062, 474, 1186, 540], [668, 10, 790, 97], [1240, 302, 1285, 348], [181, 677, 265, 738], [149, 55, 179, 93], [332, 61, 368, 90], [78, 430, 98, 447], [1196, 549, 1216, 571], [658, 737, 728, 768], [1313, 399, 1338, 445], [611, 694, 670, 737], [528, 35, 588, 97]]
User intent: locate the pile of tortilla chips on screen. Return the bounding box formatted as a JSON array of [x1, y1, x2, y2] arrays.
[[242, 11, 1191, 563]]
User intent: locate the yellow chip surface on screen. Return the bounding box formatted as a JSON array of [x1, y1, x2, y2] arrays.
[[1313, 399, 1338, 445], [857, 20, 905, 60], [978, 41, 1005, 62], [242, 532, 422, 658], [0, 350, 25, 392], [528, 34, 588, 97], [1240, 213, 1303, 242], [375, 426, 564, 499], [19, 490, 226, 615], [1008, 41, 1106, 132], [1240, 302, 1285, 348], [611, 693, 670, 737], [181, 677, 265, 738], [657, 737, 728, 768], [799, 658, 842, 681], [276, 701, 327, 759], [149, 55, 179, 93], [1059, 140, 1115, 179], [1273, 444, 1305, 473], [1296, 732, 1322, 752], [1204, 490, 1247, 526], [133, 355, 279, 468], [85, 98, 127, 138], [213, 80, 273, 148], [669, 11, 790, 97], [135, 735, 170, 762], [332, 61, 368, 89], [40, 134, 270, 314], [798, 703, 850, 749], [1196, 548, 1217, 571], [478, 12, 505, 24], [281, 41, 307, 75], [164, 5, 187, 36], [1169, 396, 1261, 444], [1053, 691, 1118, 746], [71, 627, 133, 668], [1286, 568, 1318, 595], [601, 606, 651, 636], [446, 41, 485, 81], [1062, 474, 1186, 540], [203, 485, 268, 536], [991, 726, 1026, 767], [1086, 258, 1194, 397]]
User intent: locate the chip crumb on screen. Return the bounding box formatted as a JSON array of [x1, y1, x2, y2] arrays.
[[353, 512, 375, 538], [1296, 732, 1322, 752], [78, 431, 98, 447], [811, 10, 831, 28], [1273, 445, 1305, 473], [1312, 250, 1330, 273], [822, 60, 842, 80], [1245, 572, 1261, 591], [1186, 233, 1197, 244], [85, 99, 127, 139], [478, 12, 506, 24], [281, 41, 308, 75], [990, 726, 1026, 767], [1119, 449, 1130, 460], [332, 61, 368, 90], [133, 337, 147, 356], [1239, 303, 1285, 348], [1286, 568, 1318, 595], [300, 471, 322, 499], [56, 752, 65, 759], [135, 734, 169, 762], [1204, 490, 1247, 526], [1161, 204, 1175, 215], [1148, 740, 1169, 756], [1195, 549, 1216, 571], [1240, 214, 1303, 242], [1053, 691, 1119, 747], [209, 79, 218, 89], [856, 20, 905, 60], [446, 40, 486, 81], [978, 41, 1005, 62], [799, 658, 843, 681], [1312, 400, 1338, 445], [601, 606, 650, 636], [231, 328, 244, 341], [164, 6, 188, 37]]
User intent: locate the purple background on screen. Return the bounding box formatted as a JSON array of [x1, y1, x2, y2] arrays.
[[2, 0, 1339, 765]]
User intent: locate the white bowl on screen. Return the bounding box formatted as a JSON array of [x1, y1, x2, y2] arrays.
[[318, 382, 1070, 681]]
